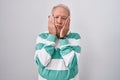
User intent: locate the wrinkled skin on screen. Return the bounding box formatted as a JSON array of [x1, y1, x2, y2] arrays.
[[48, 7, 70, 38]]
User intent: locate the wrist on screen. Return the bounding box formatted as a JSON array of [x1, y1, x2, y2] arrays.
[[47, 34, 57, 42], [60, 36, 66, 39]]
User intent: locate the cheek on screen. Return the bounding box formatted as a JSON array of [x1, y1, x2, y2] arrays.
[[60, 20, 65, 25], [63, 19, 67, 23], [55, 21, 57, 24], [62, 21, 66, 25]]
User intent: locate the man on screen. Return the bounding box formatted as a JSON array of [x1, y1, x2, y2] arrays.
[[34, 4, 81, 80]]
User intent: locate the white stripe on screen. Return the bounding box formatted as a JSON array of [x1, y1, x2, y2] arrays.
[[70, 77, 75, 80], [35, 49, 51, 66], [60, 39, 80, 49], [62, 51, 74, 67], [36, 36, 55, 46], [45, 59, 68, 70], [60, 44, 70, 49], [68, 39, 80, 46]]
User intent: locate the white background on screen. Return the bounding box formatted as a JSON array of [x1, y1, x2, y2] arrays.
[[0, 0, 120, 80]]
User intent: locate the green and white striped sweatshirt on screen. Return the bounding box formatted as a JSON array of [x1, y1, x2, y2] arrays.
[[34, 31, 81, 80]]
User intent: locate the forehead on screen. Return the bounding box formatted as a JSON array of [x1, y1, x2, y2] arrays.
[[52, 7, 68, 16]]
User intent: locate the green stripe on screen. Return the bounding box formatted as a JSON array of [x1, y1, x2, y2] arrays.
[[47, 34, 56, 42], [60, 46, 72, 56], [60, 46, 81, 56], [36, 54, 78, 80], [35, 43, 45, 50], [68, 54, 78, 78], [44, 45, 55, 56], [36, 43, 80, 58], [59, 39, 69, 46], [68, 54, 78, 69], [67, 32, 80, 39], [35, 43, 55, 57], [35, 55, 45, 68], [52, 48, 62, 59], [71, 46, 81, 53], [35, 43, 64, 59], [38, 66, 78, 80], [69, 65, 78, 79], [39, 33, 48, 39], [39, 32, 80, 40], [39, 32, 81, 40]]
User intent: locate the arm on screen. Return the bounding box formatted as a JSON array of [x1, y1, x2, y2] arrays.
[[59, 34, 81, 69], [34, 33, 56, 68], [34, 15, 57, 68], [59, 17, 81, 69]]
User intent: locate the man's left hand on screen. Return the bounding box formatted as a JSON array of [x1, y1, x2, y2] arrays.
[[60, 17, 70, 38]]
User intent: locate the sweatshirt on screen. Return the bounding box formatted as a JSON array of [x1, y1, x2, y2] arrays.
[[34, 31, 81, 80]]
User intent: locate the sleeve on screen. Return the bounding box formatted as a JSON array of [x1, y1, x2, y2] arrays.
[[59, 33, 81, 69], [34, 33, 57, 68]]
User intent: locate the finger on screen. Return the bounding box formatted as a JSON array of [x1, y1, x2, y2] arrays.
[[66, 16, 70, 21], [67, 17, 70, 27], [48, 15, 50, 22], [64, 16, 70, 26], [48, 16, 51, 25], [48, 15, 52, 21], [64, 16, 70, 27], [50, 15, 56, 31], [50, 15, 52, 22], [51, 15, 55, 24]]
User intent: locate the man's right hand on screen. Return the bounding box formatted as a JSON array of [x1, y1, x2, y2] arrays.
[[48, 15, 56, 35]]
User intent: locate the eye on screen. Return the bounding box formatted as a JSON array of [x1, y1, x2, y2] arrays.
[[54, 16, 59, 19], [62, 17, 67, 20]]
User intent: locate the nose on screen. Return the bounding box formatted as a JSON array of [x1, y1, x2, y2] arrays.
[[57, 18, 62, 24]]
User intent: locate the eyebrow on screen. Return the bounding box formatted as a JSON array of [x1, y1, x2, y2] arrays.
[[52, 15, 68, 18]]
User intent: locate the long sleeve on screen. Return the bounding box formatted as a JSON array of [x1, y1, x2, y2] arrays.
[[34, 32, 81, 80], [34, 33, 57, 68], [59, 33, 81, 69]]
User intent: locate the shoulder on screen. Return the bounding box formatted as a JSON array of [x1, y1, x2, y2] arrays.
[[37, 32, 49, 39], [66, 32, 81, 39]]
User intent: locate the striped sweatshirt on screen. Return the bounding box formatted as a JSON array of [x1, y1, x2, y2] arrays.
[[34, 32, 81, 80]]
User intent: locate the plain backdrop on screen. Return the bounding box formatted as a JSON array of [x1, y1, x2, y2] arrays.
[[0, 0, 120, 80]]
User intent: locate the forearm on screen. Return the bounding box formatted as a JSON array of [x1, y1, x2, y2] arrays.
[[35, 33, 57, 67], [59, 37, 81, 69]]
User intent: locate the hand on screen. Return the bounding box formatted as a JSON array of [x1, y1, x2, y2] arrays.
[[48, 15, 56, 35], [60, 17, 70, 38]]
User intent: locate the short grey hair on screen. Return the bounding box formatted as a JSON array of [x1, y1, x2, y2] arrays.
[[51, 4, 70, 16]]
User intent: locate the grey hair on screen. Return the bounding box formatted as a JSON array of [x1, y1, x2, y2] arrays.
[[51, 4, 70, 16]]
